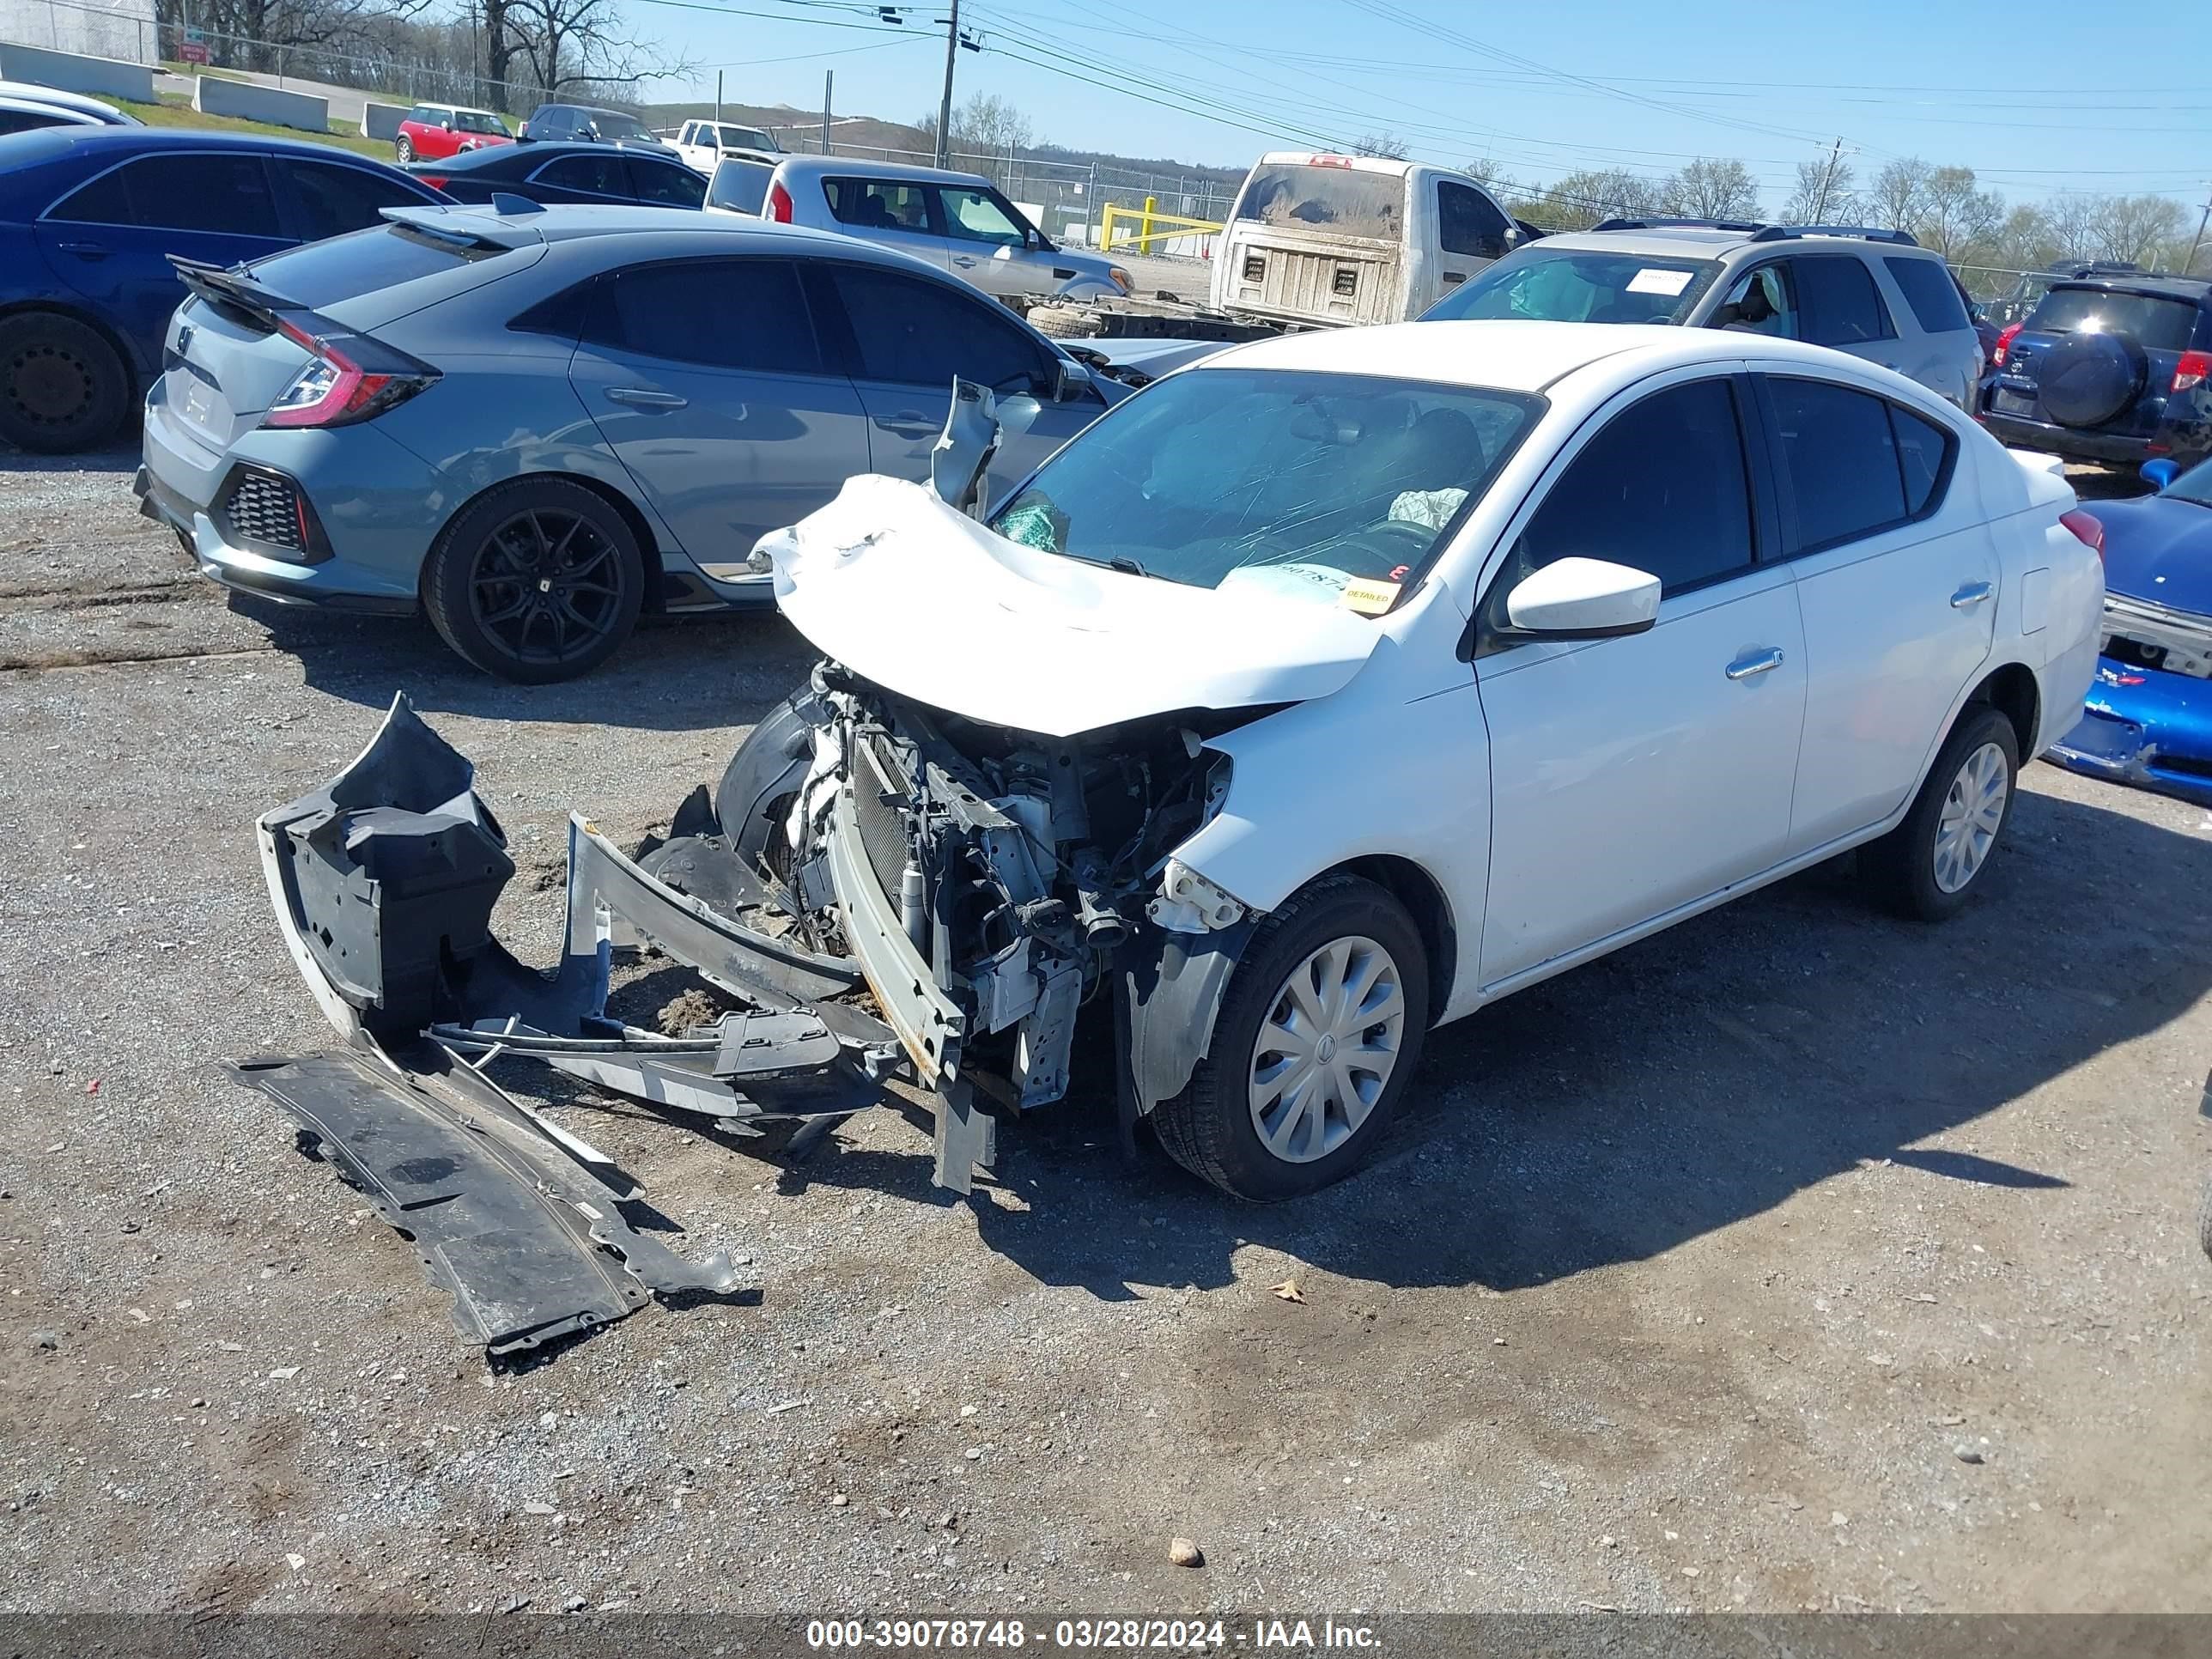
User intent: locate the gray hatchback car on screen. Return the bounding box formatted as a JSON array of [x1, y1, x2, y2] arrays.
[[1424, 219, 1985, 410], [136, 205, 1124, 680]]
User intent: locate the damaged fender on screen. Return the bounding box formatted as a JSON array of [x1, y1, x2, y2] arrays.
[[1115, 918, 1256, 1137]]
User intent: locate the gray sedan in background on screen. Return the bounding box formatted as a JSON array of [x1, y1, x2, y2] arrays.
[[135, 205, 1127, 681]]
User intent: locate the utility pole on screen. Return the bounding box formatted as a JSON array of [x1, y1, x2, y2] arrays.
[[933, 0, 958, 167], [2186, 184, 2211, 277], [1809, 137, 1844, 223], [714, 69, 721, 126], [822, 70, 832, 155]]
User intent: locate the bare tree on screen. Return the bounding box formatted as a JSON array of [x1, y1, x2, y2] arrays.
[[1915, 165, 2004, 261], [1352, 131, 1411, 161], [1662, 157, 1759, 221], [1866, 156, 1931, 233], [501, 0, 688, 104], [2091, 193, 2185, 264], [163, 0, 433, 73], [1780, 156, 1856, 223]]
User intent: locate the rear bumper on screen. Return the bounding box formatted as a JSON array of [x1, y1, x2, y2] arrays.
[[2045, 657, 2212, 808], [139, 380, 428, 613], [1978, 407, 2209, 469]]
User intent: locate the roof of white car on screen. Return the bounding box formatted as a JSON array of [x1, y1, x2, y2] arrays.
[[1202, 319, 1913, 396]]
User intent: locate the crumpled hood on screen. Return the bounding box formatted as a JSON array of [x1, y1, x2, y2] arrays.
[[755, 475, 1387, 738], [2096, 494, 2212, 616]]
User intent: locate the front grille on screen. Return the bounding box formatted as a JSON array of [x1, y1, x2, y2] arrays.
[[848, 733, 913, 907], [221, 468, 306, 552]]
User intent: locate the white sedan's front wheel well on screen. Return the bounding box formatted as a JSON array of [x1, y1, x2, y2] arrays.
[[1316, 854, 1455, 1029]]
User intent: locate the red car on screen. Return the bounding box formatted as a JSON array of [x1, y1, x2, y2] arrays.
[[393, 103, 514, 165]]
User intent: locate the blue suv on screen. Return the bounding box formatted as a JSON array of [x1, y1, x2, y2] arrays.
[[0, 127, 446, 452], [1979, 274, 2212, 471]]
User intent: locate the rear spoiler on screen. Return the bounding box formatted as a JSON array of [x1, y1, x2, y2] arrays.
[[167, 256, 441, 382], [378, 203, 550, 248], [168, 256, 298, 332]]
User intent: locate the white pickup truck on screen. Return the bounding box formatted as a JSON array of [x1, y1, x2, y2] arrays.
[[665, 118, 782, 176], [1209, 151, 1534, 328]]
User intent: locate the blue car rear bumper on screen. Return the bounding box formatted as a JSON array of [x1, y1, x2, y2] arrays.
[[2046, 658, 2212, 808]]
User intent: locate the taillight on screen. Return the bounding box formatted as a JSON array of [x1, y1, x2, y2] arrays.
[[2060, 507, 2105, 562], [1992, 322, 2022, 368], [2173, 349, 2210, 393], [263, 319, 438, 430], [765, 179, 793, 222]]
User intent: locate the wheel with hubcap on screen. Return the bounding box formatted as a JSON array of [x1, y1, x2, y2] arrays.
[[1860, 704, 2021, 920], [1152, 873, 1427, 1200], [0, 311, 130, 453], [395, 134, 414, 164], [422, 478, 645, 683]]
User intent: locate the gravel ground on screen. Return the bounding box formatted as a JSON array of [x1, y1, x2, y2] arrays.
[[3, 447, 2209, 1618]]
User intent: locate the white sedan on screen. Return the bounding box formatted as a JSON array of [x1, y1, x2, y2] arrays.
[[261, 320, 2105, 1207]]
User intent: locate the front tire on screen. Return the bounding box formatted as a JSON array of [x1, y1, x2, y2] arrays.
[[1152, 874, 1428, 1200], [422, 478, 645, 683], [0, 312, 130, 453], [1861, 705, 2021, 921], [395, 134, 414, 164]]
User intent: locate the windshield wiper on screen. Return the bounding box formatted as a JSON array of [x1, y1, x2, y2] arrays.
[[1060, 552, 1152, 579]]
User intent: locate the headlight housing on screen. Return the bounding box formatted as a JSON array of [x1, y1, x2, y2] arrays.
[[1109, 265, 1133, 295]]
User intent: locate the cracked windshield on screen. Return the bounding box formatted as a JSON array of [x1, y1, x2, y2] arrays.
[[993, 368, 1541, 613]]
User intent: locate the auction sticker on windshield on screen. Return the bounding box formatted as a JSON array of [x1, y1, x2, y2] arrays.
[[1627, 267, 1695, 296]]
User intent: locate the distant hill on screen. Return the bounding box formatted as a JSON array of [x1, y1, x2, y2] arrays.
[[641, 100, 931, 155]]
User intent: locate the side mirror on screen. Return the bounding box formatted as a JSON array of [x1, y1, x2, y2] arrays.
[[2142, 458, 2181, 491], [1504, 556, 1661, 639], [1050, 356, 1091, 404], [930, 378, 1001, 519]]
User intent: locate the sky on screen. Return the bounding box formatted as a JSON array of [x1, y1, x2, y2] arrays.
[[617, 0, 2211, 210]]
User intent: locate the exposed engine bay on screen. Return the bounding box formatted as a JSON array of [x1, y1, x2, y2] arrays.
[[688, 662, 1250, 1118]]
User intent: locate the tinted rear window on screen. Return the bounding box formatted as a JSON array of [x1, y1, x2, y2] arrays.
[[1234, 162, 1404, 241], [1883, 256, 1972, 335], [246, 222, 501, 306], [708, 159, 773, 215], [2028, 287, 2203, 352]]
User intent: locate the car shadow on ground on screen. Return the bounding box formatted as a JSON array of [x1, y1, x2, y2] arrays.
[[232, 594, 820, 732], [756, 780, 2212, 1301]]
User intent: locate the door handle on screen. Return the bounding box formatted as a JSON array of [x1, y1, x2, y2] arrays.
[[951, 255, 977, 268], [605, 386, 687, 410], [1950, 580, 1994, 609], [57, 240, 110, 259], [873, 413, 938, 438], [1724, 647, 1786, 680], [1441, 270, 1468, 284]]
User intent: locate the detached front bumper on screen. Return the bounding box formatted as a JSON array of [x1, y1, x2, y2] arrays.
[[2045, 658, 2212, 809], [245, 694, 927, 1353]]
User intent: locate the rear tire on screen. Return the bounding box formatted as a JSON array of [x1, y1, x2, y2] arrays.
[[422, 477, 645, 683], [0, 311, 129, 453], [1860, 705, 2021, 921], [1152, 874, 1428, 1201]]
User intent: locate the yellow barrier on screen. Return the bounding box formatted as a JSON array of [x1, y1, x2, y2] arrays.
[[1101, 196, 1224, 256]]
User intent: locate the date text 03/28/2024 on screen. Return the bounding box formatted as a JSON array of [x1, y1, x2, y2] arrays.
[[804, 1620, 1382, 1650]]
